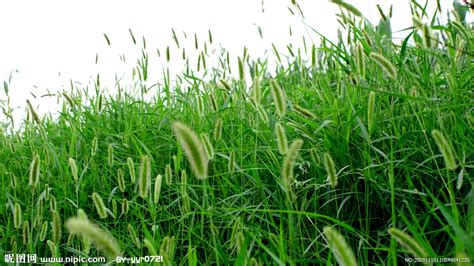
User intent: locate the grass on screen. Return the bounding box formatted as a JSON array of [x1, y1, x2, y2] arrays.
[[0, 1, 473, 265]]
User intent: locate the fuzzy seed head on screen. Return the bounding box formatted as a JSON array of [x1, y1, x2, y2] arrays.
[[138, 155, 151, 198], [52, 210, 62, 244], [68, 157, 78, 182], [324, 152, 338, 188], [23, 221, 30, 245], [92, 192, 108, 219], [294, 104, 316, 119], [154, 174, 162, 204], [367, 92, 376, 134], [228, 151, 235, 173], [121, 199, 129, 215], [117, 169, 125, 192], [91, 136, 98, 156], [282, 139, 303, 188], [201, 134, 215, 160], [355, 43, 365, 77], [128, 224, 140, 248], [66, 216, 121, 261], [331, 0, 363, 17], [252, 77, 261, 104], [275, 122, 288, 155], [370, 52, 397, 78], [388, 228, 429, 259], [50, 195, 57, 212], [107, 144, 114, 167], [13, 203, 22, 229], [323, 226, 358, 266], [214, 118, 223, 141], [172, 122, 209, 180], [40, 221, 48, 241], [127, 157, 136, 183], [29, 154, 40, 188], [165, 163, 172, 185], [270, 80, 287, 117], [256, 104, 269, 123], [431, 130, 457, 171]]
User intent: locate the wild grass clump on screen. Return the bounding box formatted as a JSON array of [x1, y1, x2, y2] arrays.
[[0, 1, 472, 264]]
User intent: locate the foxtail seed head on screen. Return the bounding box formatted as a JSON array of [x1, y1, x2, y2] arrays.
[[252, 77, 261, 104], [52, 210, 62, 244], [275, 122, 288, 155], [282, 139, 303, 188], [323, 226, 358, 266], [26, 99, 41, 124], [39, 221, 48, 241], [388, 228, 429, 260], [214, 118, 223, 141], [29, 154, 40, 188], [270, 80, 287, 117], [160, 236, 176, 264], [127, 157, 136, 183], [370, 52, 397, 78], [127, 224, 140, 248], [10, 173, 17, 189], [228, 151, 235, 173], [121, 199, 129, 215], [330, 0, 363, 17], [66, 216, 121, 261], [117, 169, 125, 192], [22, 221, 30, 245], [294, 104, 316, 119], [154, 174, 162, 204], [355, 43, 365, 77], [68, 157, 78, 182], [172, 121, 209, 180], [324, 152, 338, 188], [107, 144, 114, 167], [201, 134, 215, 160], [138, 155, 151, 198], [256, 104, 269, 123], [367, 92, 376, 134], [431, 129, 457, 171], [92, 192, 108, 219], [165, 163, 172, 185], [13, 203, 22, 229]]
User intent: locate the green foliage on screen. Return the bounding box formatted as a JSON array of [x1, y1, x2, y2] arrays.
[[0, 1, 473, 264]]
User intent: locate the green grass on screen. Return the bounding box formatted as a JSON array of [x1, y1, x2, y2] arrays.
[[1, 1, 473, 265]]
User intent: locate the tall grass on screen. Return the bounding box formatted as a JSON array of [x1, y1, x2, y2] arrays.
[[0, 1, 473, 264]]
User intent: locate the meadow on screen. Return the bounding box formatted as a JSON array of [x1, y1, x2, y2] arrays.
[[1, 1, 473, 265]]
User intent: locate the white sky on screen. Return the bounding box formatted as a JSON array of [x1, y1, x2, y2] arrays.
[[0, 0, 456, 124]]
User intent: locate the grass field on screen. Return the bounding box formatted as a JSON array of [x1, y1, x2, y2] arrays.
[[1, 1, 473, 265]]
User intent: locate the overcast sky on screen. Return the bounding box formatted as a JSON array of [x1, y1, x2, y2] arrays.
[[0, 0, 457, 123]]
